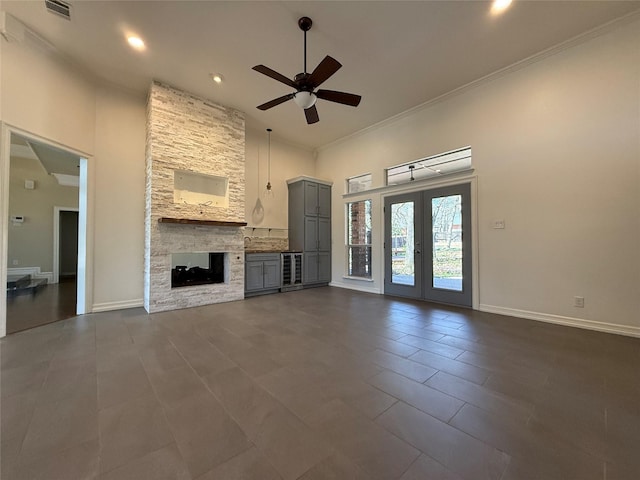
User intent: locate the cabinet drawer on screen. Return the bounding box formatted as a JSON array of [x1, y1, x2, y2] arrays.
[[245, 253, 280, 262]]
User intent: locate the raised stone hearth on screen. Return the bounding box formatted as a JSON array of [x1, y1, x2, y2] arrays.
[[144, 81, 245, 313]]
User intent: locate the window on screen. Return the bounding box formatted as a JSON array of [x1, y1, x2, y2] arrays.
[[346, 199, 372, 278], [346, 173, 372, 194], [385, 147, 472, 186]]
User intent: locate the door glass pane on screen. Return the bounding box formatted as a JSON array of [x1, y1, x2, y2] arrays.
[[391, 202, 415, 286], [432, 195, 462, 291]]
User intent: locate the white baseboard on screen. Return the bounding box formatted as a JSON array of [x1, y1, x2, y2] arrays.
[[92, 299, 144, 313], [329, 281, 382, 295], [479, 304, 640, 338], [7, 267, 54, 284]]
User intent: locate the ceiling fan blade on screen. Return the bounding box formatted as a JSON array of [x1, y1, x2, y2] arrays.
[[307, 56, 342, 88], [257, 94, 295, 111], [252, 65, 297, 89], [304, 105, 319, 124], [316, 89, 362, 107]]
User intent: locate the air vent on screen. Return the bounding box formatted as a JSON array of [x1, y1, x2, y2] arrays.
[[45, 0, 71, 20]]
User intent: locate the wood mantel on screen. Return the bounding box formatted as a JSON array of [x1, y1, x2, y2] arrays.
[[158, 217, 247, 227]]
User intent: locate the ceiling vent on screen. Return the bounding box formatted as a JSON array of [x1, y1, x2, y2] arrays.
[[45, 0, 71, 20]]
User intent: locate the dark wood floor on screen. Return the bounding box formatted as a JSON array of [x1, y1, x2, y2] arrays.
[[1, 287, 638, 479], [6, 278, 77, 334]]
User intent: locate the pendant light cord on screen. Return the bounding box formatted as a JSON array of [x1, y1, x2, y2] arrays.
[[267, 128, 272, 184]]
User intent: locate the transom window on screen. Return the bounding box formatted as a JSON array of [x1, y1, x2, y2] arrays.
[[386, 147, 472, 186], [346, 173, 372, 194]]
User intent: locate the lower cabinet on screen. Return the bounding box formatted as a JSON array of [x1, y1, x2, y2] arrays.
[[245, 253, 281, 296], [303, 251, 331, 285]]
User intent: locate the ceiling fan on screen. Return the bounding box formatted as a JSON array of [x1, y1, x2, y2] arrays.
[[252, 16, 362, 125]]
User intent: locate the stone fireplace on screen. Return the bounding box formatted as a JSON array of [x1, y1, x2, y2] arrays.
[[144, 81, 245, 313]]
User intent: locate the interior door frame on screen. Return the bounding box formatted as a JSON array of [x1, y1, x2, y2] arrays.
[[53, 206, 80, 284], [382, 177, 479, 310], [0, 123, 94, 337]]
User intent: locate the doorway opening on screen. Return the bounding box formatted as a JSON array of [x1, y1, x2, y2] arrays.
[[384, 183, 472, 307], [1, 126, 91, 335]]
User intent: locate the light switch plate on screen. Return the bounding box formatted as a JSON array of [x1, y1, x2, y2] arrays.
[[493, 220, 505, 229]]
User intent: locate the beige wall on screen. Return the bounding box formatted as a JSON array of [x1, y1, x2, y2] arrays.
[[92, 86, 147, 309], [0, 38, 96, 154], [244, 124, 316, 230], [317, 18, 640, 334], [8, 155, 79, 272]]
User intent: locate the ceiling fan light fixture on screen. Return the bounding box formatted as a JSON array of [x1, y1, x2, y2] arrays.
[[293, 91, 317, 109]]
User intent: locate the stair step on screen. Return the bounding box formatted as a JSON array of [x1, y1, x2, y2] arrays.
[[7, 274, 31, 289], [7, 277, 48, 297]]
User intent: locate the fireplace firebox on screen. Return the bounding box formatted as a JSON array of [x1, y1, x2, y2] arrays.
[[171, 252, 225, 288]]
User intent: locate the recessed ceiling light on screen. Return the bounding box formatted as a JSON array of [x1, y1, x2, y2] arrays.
[[491, 0, 513, 14], [127, 35, 145, 51], [210, 73, 224, 84]]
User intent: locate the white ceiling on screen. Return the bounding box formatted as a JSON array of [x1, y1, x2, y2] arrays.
[[3, 1, 639, 150]]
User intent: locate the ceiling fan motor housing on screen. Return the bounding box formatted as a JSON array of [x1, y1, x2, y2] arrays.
[[298, 17, 312, 31]]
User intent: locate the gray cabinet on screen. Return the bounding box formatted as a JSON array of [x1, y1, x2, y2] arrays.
[[245, 253, 281, 296], [288, 178, 332, 287]]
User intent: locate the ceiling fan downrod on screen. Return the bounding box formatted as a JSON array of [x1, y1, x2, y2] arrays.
[[298, 16, 312, 75]]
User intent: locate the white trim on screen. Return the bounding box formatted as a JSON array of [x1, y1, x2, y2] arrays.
[[7, 267, 53, 284], [53, 206, 79, 284], [479, 304, 640, 339], [92, 299, 144, 313], [76, 156, 93, 315], [329, 281, 381, 295], [342, 276, 374, 282], [0, 123, 11, 337]]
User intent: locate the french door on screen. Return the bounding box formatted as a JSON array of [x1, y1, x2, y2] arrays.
[[384, 183, 472, 307]]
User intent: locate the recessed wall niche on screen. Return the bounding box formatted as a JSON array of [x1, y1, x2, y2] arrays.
[[174, 170, 229, 208]]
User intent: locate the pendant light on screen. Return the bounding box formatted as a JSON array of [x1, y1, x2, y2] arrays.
[[264, 128, 275, 200]]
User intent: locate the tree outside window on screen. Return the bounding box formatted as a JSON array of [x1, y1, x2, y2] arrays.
[[347, 200, 372, 278]]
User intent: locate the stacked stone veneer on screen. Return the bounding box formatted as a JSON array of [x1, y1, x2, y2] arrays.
[[144, 81, 245, 313]]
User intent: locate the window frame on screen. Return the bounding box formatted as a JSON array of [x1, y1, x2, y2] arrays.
[[345, 198, 372, 279], [346, 173, 372, 194]]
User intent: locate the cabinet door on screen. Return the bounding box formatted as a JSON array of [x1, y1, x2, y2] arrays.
[[245, 262, 264, 291], [304, 181, 319, 216], [318, 217, 331, 251], [304, 252, 319, 284], [318, 252, 331, 282], [263, 260, 281, 289], [304, 216, 319, 251], [318, 184, 331, 217]]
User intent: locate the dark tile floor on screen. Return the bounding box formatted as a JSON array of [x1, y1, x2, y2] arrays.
[[1, 287, 638, 479]]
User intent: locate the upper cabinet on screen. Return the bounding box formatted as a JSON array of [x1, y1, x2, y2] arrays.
[[304, 181, 331, 218]]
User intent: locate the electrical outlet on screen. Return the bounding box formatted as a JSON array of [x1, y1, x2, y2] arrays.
[[12, 259, 18, 266], [492, 219, 505, 229], [574, 296, 584, 308]]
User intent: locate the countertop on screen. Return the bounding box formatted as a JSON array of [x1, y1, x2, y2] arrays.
[[245, 250, 302, 254]]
